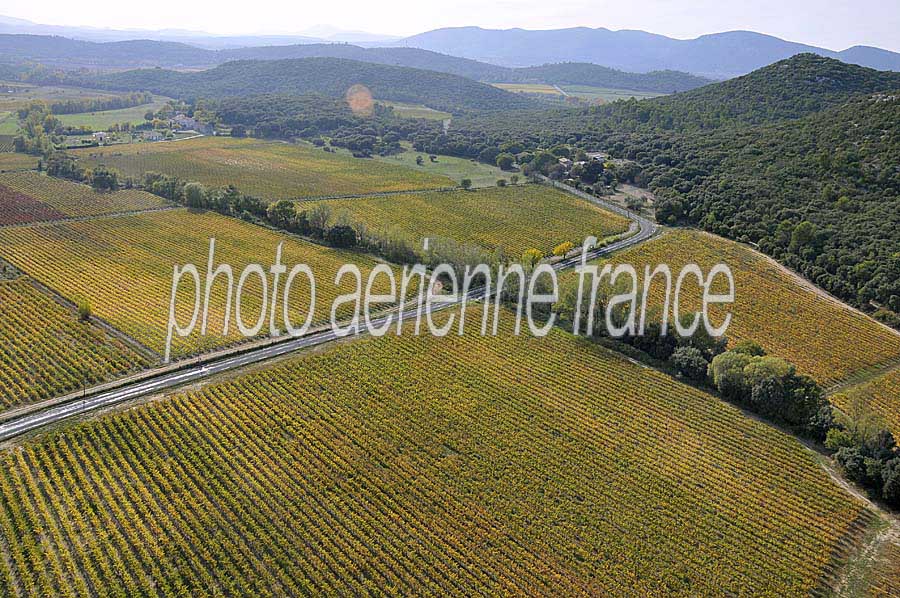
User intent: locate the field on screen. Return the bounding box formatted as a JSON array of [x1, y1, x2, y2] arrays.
[[378, 101, 452, 121], [492, 83, 563, 95], [832, 368, 900, 435], [56, 95, 168, 130], [567, 229, 900, 387], [559, 85, 667, 102], [0, 172, 168, 223], [0, 112, 17, 135], [0, 277, 148, 411], [0, 153, 37, 172], [0, 83, 128, 111], [0, 209, 406, 359], [301, 184, 631, 257], [0, 135, 15, 152], [0, 313, 868, 595], [72, 137, 454, 199], [368, 143, 514, 188]]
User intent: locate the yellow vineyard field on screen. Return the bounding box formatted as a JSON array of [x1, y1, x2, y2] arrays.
[[0, 171, 167, 218], [0, 209, 402, 359], [0, 314, 867, 595], [570, 229, 900, 387], [72, 137, 454, 199], [0, 277, 148, 411], [832, 368, 900, 436], [301, 184, 631, 257]]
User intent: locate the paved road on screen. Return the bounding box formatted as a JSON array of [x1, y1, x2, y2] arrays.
[[0, 187, 658, 441]]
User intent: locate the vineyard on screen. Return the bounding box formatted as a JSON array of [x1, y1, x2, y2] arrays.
[[0, 209, 407, 359], [866, 538, 900, 597], [0, 153, 38, 173], [567, 229, 900, 387], [0, 313, 868, 595], [0, 184, 66, 226], [72, 137, 454, 199], [0, 277, 148, 412], [302, 185, 631, 257], [0, 136, 15, 152], [831, 368, 900, 436], [0, 172, 168, 221]]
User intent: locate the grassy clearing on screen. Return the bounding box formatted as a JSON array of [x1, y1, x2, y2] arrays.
[[492, 83, 562, 95], [0, 311, 868, 595], [559, 85, 667, 102], [302, 184, 631, 257], [0, 112, 17, 135], [0, 209, 406, 359], [0, 153, 37, 172], [563, 229, 900, 387], [55, 95, 168, 129], [367, 143, 511, 188], [378, 101, 451, 120], [73, 136, 453, 199]]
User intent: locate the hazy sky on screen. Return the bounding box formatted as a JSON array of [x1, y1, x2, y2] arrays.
[[3, 0, 899, 52]]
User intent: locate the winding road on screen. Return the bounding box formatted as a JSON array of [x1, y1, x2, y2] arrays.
[[0, 186, 657, 442]]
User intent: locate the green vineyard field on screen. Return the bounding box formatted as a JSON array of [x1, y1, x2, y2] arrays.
[[301, 184, 631, 257], [0, 277, 148, 411], [0, 315, 867, 595], [73, 137, 454, 200]]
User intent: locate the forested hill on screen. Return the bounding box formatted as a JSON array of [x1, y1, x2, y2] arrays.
[[219, 45, 711, 93], [88, 57, 538, 113], [505, 63, 711, 93], [648, 54, 900, 127]]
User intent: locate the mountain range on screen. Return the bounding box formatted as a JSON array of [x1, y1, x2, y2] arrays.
[[398, 27, 900, 78], [0, 36, 711, 93], [0, 15, 897, 83]]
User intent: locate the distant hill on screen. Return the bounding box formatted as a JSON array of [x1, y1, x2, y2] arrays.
[[0, 34, 218, 68], [397, 27, 900, 78], [87, 57, 538, 113], [0, 34, 710, 93], [644, 53, 900, 127], [505, 63, 711, 93]]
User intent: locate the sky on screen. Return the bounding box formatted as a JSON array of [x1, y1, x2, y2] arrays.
[[2, 0, 899, 52]]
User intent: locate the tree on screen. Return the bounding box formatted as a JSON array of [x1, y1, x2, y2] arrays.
[[496, 152, 515, 170], [496, 179, 507, 187], [708, 351, 752, 399], [882, 459, 900, 507], [326, 225, 358, 248], [267, 200, 296, 228], [671, 346, 708, 381], [789, 221, 816, 252], [460, 178, 473, 190], [732, 340, 766, 356], [552, 241, 575, 257], [510, 174, 520, 185], [77, 299, 92, 321], [415, 155, 424, 166], [230, 124, 247, 138], [521, 248, 543, 271], [183, 182, 208, 209], [89, 166, 119, 192], [307, 204, 332, 235]]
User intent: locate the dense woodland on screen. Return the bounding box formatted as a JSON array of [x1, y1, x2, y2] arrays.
[[81, 58, 539, 113]]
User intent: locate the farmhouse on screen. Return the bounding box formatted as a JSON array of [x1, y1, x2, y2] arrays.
[[171, 114, 199, 130]]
